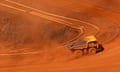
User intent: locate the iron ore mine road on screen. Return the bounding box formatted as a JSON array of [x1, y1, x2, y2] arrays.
[[0, 0, 120, 72]]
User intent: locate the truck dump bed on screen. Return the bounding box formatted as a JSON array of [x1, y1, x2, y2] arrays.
[[66, 36, 97, 49], [67, 39, 87, 49]]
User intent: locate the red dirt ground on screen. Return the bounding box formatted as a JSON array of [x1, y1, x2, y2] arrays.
[[0, 0, 120, 72]]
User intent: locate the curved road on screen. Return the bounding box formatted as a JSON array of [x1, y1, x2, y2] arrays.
[[0, 0, 100, 55], [0, 0, 120, 72]]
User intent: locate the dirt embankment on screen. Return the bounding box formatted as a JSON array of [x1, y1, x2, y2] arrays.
[[0, 1, 120, 71]]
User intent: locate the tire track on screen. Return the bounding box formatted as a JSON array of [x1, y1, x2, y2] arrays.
[[0, 0, 100, 55]]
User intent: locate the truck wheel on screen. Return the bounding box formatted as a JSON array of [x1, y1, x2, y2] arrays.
[[83, 48, 88, 55], [88, 48, 96, 55], [97, 44, 104, 53], [73, 50, 83, 57]]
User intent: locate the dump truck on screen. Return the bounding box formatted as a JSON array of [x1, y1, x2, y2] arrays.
[[67, 35, 104, 56]]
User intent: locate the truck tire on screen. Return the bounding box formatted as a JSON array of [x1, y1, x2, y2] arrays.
[[73, 50, 83, 57], [88, 48, 96, 55], [83, 48, 88, 55], [97, 44, 104, 53]]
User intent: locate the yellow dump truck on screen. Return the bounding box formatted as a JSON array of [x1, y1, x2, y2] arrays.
[[67, 35, 104, 56]]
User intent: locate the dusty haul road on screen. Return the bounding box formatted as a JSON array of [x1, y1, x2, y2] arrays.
[[0, 0, 120, 72]]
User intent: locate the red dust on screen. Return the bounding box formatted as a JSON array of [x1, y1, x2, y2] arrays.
[[0, 0, 120, 72]]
